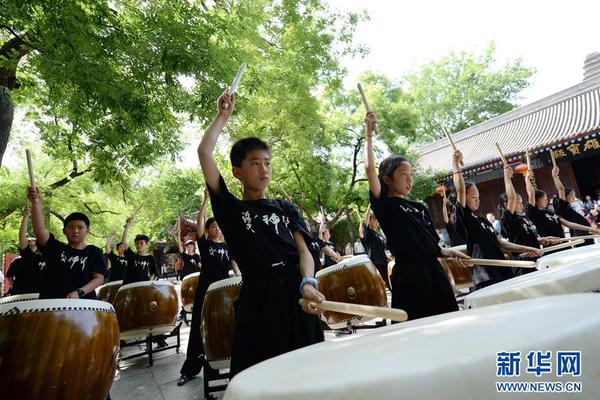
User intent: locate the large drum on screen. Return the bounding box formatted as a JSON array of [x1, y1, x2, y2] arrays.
[[96, 280, 122, 304], [0, 292, 39, 305], [201, 276, 242, 369], [113, 280, 179, 339], [316, 255, 387, 329], [464, 257, 600, 309], [224, 294, 600, 399], [181, 272, 200, 312], [537, 242, 600, 269], [0, 299, 120, 400]]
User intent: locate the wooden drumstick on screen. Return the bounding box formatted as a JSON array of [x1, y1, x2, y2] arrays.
[[26, 149, 36, 188], [552, 236, 597, 244], [443, 126, 464, 167], [495, 142, 509, 166], [357, 83, 379, 134], [466, 258, 537, 268], [536, 239, 586, 254], [223, 63, 246, 110], [549, 148, 557, 168], [131, 203, 144, 218], [299, 299, 408, 322], [525, 149, 531, 171]]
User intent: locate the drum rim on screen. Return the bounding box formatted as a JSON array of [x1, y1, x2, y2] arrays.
[[97, 280, 123, 290], [0, 293, 40, 305], [316, 254, 372, 277], [182, 272, 201, 282], [0, 298, 115, 315], [207, 276, 242, 292], [118, 280, 174, 291]]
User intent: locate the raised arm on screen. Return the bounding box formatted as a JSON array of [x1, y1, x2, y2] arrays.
[[26, 187, 50, 246], [196, 188, 210, 239], [198, 91, 234, 193], [231, 260, 241, 277], [121, 217, 132, 250], [318, 204, 326, 240], [176, 216, 184, 253], [105, 229, 116, 254], [504, 166, 517, 213], [364, 111, 381, 199], [551, 166, 566, 200], [452, 150, 466, 207], [525, 170, 536, 206], [19, 207, 30, 250], [442, 194, 450, 224]]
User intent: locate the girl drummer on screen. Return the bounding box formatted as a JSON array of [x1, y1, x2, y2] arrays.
[[364, 111, 468, 320], [452, 150, 542, 290], [177, 189, 240, 386]]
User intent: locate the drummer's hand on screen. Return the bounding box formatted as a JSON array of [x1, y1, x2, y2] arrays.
[[27, 186, 41, 203], [301, 285, 325, 314], [521, 247, 543, 258], [453, 150, 463, 166], [126, 216, 133, 226], [440, 247, 470, 268], [364, 111, 377, 137], [66, 291, 79, 299], [590, 227, 600, 235], [331, 252, 342, 263]]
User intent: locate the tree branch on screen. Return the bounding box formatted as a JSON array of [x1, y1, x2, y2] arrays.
[[83, 202, 121, 215], [48, 166, 92, 190]]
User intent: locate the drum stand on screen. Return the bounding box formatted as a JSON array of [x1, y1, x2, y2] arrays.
[[201, 357, 230, 400], [119, 322, 183, 367]]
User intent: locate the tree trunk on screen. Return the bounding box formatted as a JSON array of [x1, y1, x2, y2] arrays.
[[345, 208, 355, 243], [0, 86, 14, 167]]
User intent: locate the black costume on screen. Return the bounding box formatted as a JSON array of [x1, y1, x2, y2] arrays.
[[555, 198, 594, 245], [180, 237, 232, 377], [122, 248, 157, 285], [180, 252, 201, 279], [38, 234, 105, 299], [501, 209, 539, 276], [455, 204, 514, 289], [525, 204, 565, 238], [370, 192, 458, 320], [361, 223, 390, 289], [106, 253, 128, 282], [208, 176, 323, 377]]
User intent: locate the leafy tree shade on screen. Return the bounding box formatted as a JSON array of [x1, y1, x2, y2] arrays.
[[405, 42, 535, 142]]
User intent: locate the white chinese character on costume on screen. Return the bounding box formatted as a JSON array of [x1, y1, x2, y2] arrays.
[[269, 214, 281, 234], [242, 211, 255, 233]]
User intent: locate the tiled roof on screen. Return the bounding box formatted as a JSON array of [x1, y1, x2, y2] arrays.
[[417, 75, 600, 173]]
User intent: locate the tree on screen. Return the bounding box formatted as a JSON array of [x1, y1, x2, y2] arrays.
[[404, 42, 535, 142]]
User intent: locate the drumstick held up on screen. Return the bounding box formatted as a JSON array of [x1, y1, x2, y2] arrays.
[[443, 127, 464, 166], [525, 149, 531, 171], [223, 63, 247, 110], [495, 142, 509, 166], [549, 148, 557, 168], [357, 83, 379, 134], [26, 149, 35, 188], [299, 299, 408, 322], [131, 203, 144, 218]]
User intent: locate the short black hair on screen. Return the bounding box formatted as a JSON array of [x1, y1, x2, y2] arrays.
[[116, 242, 124, 248], [565, 188, 575, 197], [535, 189, 546, 201], [64, 212, 90, 228], [205, 217, 217, 231], [134, 234, 149, 243], [230, 137, 271, 167]]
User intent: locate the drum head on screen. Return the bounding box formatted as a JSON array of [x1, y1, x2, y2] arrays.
[[316, 254, 372, 278], [0, 293, 40, 305]]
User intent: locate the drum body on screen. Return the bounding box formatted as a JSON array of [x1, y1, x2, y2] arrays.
[[0, 292, 39, 305], [114, 280, 179, 339], [465, 257, 600, 309], [537, 243, 600, 269], [96, 280, 122, 304], [223, 294, 600, 400], [201, 276, 242, 369], [316, 255, 387, 329], [0, 299, 120, 400], [181, 272, 200, 312]]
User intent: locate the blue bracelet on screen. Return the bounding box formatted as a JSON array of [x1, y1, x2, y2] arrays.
[[299, 276, 318, 295]]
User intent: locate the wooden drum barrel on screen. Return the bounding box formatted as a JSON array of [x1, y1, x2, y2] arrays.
[[438, 245, 473, 290], [0, 299, 120, 400], [316, 255, 387, 329], [0, 293, 39, 305], [201, 276, 242, 369], [181, 272, 200, 312], [113, 280, 179, 339], [96, 280, 122, 304]]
